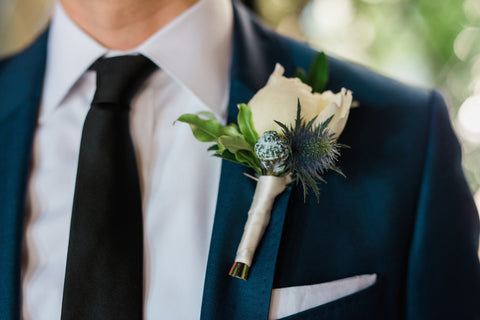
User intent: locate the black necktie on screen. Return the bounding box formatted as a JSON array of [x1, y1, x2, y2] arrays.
[[61, 55, 157, 320]]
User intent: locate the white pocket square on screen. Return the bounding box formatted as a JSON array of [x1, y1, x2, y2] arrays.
[[269, 273, 377, 319]]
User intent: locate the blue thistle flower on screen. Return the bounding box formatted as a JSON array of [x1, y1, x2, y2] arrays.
[[275, 100, 345, 200]]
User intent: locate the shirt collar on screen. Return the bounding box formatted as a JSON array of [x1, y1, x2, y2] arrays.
[[41, 0, 233, 120]]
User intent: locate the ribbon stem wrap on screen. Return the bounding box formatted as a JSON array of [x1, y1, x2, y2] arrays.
[[229, 175, 291, 280]]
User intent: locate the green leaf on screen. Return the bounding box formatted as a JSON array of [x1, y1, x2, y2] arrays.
[[295, 68, 308, 84], [176, 113, 223, 142], [234, 150, 262, 174], [218, 135, 253, 153], [214, 149, 237, 162], [177, 110, 262, 174], [213, 150, 262, 175], [216, 137, 227, 154], [207, 144, 219, 151], [308, 52, 329, 93], [197, 111, 217, 120], [237, 103, 259, 146], [221, 123, 243, 137]]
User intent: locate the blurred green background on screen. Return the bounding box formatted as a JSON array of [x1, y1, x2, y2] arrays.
[[242, 0, 480, 206], [1, 0, 479, 207]]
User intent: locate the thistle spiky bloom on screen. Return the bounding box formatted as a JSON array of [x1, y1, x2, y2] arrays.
[[275, 101, 345, 200]]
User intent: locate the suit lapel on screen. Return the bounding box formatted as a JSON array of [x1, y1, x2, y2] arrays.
[[0, 30, 48, 317], [201, 2, 297, 319]]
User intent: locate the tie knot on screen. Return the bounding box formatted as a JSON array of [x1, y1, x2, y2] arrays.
[[90, 55, 157, 107]]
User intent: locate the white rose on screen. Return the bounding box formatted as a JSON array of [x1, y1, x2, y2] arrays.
[[248, 63, 352, 138]]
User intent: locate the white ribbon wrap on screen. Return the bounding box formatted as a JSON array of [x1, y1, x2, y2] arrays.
[[234, 175, 291, 266]]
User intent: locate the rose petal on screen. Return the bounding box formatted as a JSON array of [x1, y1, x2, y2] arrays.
[[248, 64, 323, 135], [247, 63, 353, 138]]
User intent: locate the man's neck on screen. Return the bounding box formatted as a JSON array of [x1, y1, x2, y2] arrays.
[[60, 0, 198, 50]]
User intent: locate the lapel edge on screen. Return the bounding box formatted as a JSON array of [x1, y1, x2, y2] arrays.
[[201, 2, 299, 319]]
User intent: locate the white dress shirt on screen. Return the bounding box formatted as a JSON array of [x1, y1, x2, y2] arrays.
[[21, 0, 233, 319]]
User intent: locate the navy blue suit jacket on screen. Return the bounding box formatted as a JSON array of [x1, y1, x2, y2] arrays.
[[1, 2, 479, 319]]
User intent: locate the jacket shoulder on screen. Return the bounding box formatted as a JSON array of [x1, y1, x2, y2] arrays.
[[0, 29, 48, 76], [0, 30, 48, 105], [0, 29, 47, 125]]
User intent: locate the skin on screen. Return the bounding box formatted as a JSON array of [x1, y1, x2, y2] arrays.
[[60, 0, 199, 50]]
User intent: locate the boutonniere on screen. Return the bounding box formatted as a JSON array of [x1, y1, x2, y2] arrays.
[[177, 53, 353, 280]]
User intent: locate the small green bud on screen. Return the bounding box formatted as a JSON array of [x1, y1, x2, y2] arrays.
[[254, 131, 291, 175]]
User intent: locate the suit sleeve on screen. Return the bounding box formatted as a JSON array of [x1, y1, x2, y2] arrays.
[[406, 90, 480, 319]]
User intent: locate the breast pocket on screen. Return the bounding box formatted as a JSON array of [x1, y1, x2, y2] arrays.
[[270, 274, 383, 320]]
